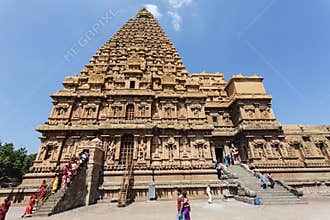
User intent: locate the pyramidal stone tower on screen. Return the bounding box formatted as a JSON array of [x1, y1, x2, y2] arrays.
[[22, 8, 330, 202]]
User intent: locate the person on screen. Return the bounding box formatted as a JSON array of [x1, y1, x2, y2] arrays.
[[70, 159, 78, 175], [216, 167, 222, 179], [181, 191, 191, 220], [224, 155, 229, 168], [36, 180, 48, 200], [80, 151, 89, 164], [52, 174, 60, 194], [260, 173, 268, 189], [266, 173, 275, 188], [61, 173, 67, 191], [62, 164, 69, 176], [206, 185, 212, 203], [233, 149, 240, 163], [230, 152, 235, 165], [21, 194, 36, 218], [0, 197, 12, 220], [66, 170, 72, 185], [176, 189, 185, 220]]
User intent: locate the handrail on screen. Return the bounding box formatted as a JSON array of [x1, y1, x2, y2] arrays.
[[275, 180, 303, 196], [240, 163, 303, 196]]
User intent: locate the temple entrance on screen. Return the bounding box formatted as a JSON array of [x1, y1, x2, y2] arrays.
[[215, 147, 224, 163], [119, 134, 134, 166]]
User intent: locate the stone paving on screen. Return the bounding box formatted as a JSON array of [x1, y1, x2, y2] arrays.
[[6, 198, 330, 220]]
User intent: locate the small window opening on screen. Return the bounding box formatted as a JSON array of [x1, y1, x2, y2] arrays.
[[130, 81, 135, 89]]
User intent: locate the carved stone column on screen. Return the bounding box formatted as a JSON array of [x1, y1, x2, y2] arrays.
[[145, 135, 153, 161], [114, 134, 121, 163], [133, 135, 140, 161], [224, 141, 231, 156]]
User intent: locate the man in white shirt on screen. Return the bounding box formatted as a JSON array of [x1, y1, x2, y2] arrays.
[[206, 185, 212, 203]]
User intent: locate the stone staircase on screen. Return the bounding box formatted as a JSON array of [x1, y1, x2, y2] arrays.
[[33, 165, 87, 216], [228, 165, 306, 205], [34, 190, 65, 217]]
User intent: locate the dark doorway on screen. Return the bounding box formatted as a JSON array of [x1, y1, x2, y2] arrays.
[[119, 134, 134, 166], [215, 147, 224, 163]]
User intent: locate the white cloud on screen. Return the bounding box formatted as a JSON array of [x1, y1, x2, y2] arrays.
[[145, 4, 162, 18], [168, 11, 182, 31], [165, 0, 192, 31], [144, 1, 192, 31], [167, 0, 192, 9]]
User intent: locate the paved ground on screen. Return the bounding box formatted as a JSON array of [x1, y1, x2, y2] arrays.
[[5, 198, 330, 220]]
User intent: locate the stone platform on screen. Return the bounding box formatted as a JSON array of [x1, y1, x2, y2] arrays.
[[5, 198, 330, 220]]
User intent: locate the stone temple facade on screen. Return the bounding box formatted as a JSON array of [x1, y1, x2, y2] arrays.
[[22, 8, 330, 201]]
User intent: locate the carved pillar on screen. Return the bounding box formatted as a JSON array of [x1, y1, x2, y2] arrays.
[[159, 135, 167, 161], [265, 139, 274, 158], [173, 135, 181, 161], [133, 135, 139, 160], [187, 135, 195, 159], [145, 135, 152, 161], [224, 141, 230, 156], [248, 142, 254, 158], [114, 134, 121, 162]]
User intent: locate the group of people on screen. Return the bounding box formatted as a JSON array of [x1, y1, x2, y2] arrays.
[[224, 154, 235, 167], [260, 173, 275, 189], [176, 189, 191, 220], [21, 150, 89, 218], [224, 148, 240, 168], [54, 150, 89, 193]]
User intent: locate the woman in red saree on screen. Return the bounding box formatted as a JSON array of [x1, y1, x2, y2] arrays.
[[21, 194, 36, 218], [0, 197, 12, 220], [37, 180, 48, 200]]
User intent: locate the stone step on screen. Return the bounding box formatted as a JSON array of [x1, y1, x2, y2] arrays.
[[256, 191, 291, 195], [34, 192, 64, 216], [228, 165, 306, 206], [33, 210, 52, 217], [256, 191, 289, 194], [255, 187, 288, 192], [48, 195, 63, 200], [38, 203, 56, 209], [257, 194, 298, 198], [36, 209, 53, 213], [258, 195, 298, 199], [262, 200, 307, 205], [45, 199, 61, 203], [261, 196, 300, 201], [256, 191, 292, 195]]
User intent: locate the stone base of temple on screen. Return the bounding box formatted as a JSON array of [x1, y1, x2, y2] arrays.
[[0, 188, 35, 207], [100, 184, 222, 202], [100, 169, 220, 201], [20, 173, 56, 188]]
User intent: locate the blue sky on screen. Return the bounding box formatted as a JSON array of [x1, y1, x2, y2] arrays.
[[0, 0, 329, 153]]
